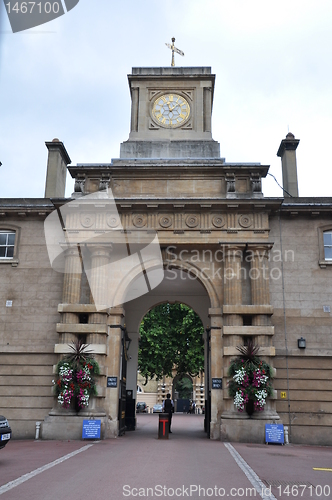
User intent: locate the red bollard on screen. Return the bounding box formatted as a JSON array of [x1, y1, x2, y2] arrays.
[[158, 413, 169, 439]]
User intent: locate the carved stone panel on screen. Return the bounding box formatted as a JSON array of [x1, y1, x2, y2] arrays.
[[159, 215, 173, 228], [132, 214, 147, 228]]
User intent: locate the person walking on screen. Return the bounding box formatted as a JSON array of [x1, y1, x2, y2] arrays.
[[162, 393, 174, 433]]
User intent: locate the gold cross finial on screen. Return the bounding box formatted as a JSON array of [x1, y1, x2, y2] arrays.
[[165, 37, 184, 67]]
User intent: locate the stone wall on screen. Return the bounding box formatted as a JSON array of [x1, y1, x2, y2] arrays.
[[269, 213, 332, 445], [0, 216, 61, 438]]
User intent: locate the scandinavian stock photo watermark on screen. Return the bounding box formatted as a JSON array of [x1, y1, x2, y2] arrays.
[[3, 0, 79, 33], [164, 246, 295, 283], [44, 189, 164, 310]]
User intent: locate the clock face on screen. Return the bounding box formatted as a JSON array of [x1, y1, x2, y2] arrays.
[[151, 93, 190, 128]]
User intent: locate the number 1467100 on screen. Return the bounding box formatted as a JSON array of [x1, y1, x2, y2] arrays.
[[277, 485, 330, 497], [5, 2, 61, 14]]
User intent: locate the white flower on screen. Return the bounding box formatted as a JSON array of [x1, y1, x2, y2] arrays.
[[233, 367, 246, 384], [233, 390, 245, 411], [255, 389, 268, 407]]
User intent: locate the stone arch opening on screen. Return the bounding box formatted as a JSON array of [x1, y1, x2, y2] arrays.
[[137, 301, 205, 417], [121, 263, 222, 438]]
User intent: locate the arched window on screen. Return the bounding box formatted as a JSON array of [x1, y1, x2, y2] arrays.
[[0, 231, 15, 258], [323, 231, 332, 260]]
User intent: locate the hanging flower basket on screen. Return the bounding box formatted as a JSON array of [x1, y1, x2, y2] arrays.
[[227, 340, 274, 416], [53, 340, 100, 411]]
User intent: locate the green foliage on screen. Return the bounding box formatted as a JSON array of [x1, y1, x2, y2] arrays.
[[64, 339, 94, 369], [138, 303, 204, 382], [53, 341, 100, 410], [227, 342, 274, 413], [175, 377, 193, 399], [227, 357, 274, 399]]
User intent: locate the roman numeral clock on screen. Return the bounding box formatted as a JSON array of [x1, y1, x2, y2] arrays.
[[120, 66, 220, 159], [151, 93, 191, 128]]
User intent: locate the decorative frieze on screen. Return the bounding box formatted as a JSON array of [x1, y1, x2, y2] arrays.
[[106, 213, 121, 228], [132, 214, 147, 228], [131, 211, 268, 231], [185, 214, 200, 228], [63, 208, 269, 233], [159, 215, 173, 228], [212, 215, 226, 228], [80, 213, 95, 228], [238, 214, 253, 228]]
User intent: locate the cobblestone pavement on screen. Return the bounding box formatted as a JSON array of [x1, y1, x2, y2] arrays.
[[0, 414, 331, 500]]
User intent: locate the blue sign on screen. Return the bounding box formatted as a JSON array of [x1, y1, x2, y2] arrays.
[[107, 377, 117, 388], [212, 378, 222, 389], [265, 424, 284, 444], [82, 419, 101, 439]]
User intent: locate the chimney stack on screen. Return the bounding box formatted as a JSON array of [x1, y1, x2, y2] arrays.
[[277, 132, 300, 197], [44, 139, 71, 198]]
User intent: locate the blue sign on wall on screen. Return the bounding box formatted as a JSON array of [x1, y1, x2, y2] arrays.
[[265, 424, 284, 444], [82, 419, 101, 439], [212, 378, 222, 389], [107, 377, 117, 388]]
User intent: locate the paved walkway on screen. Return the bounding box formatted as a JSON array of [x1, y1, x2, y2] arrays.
[[0, 414, 331, 500]]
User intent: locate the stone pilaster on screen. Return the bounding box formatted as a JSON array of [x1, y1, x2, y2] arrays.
[[222, 245, 245, 419], [105, 307, 125, 438], [247, 244, 279, 421], [61, 247, 82, 338], [130, 87, 139, 133], [209, 308, 223, 439], [88, 245, 111, 342], [224, 245, 245, 327], [248, 245, 272, 329]]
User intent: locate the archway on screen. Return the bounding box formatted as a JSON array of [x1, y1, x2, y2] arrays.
[[137, 302, 204, 417], [120, 263, 222, 438]]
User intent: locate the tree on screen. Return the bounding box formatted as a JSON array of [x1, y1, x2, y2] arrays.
[[138, 303, 204, 383], [175, 377, 193, 399]]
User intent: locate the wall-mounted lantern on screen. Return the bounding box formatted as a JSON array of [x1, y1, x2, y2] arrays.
[[298, 337, 306, 349]]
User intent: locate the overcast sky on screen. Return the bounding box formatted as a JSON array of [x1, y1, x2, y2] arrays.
[[0, 0, 331, 199]]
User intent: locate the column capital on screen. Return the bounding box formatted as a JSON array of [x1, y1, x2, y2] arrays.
[[61, 245, 80, 256], [220, 244, 246, 251], [247, 243, 273, 250], [247, 244, 273, 257], [222, 244, 246, 260], [87, 244, 113, 258]]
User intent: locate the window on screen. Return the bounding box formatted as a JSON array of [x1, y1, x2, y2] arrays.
[[323, 231, 332, 260], [0, 231, 15, 258], [318, 226, 332, 267]]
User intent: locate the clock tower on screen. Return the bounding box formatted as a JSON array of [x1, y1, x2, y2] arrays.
[[43, 64, 280, 443], [120, 67, 220, 158]]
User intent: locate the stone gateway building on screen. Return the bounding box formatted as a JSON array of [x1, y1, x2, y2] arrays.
[[0, 66, 331, 445]]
